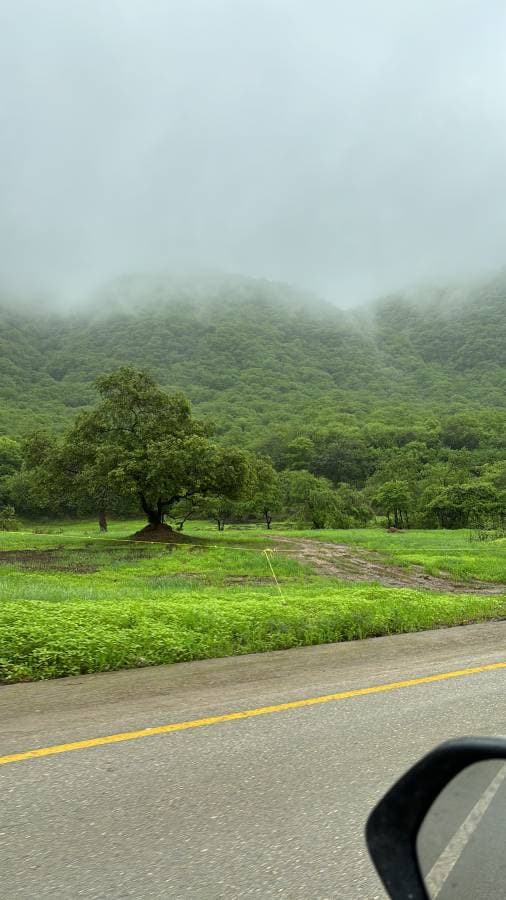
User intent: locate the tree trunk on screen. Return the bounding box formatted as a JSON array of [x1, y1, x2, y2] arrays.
[[146, 507, 162, 526], [98, 509, 108, 532], [139, 493, 163, 526]]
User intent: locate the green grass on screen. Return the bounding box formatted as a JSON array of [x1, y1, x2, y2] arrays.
[[2, 584, 505, 684], [0, 521, 504, 683]]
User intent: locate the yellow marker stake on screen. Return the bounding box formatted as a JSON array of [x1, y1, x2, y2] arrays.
[[263, 548, 284, 599]]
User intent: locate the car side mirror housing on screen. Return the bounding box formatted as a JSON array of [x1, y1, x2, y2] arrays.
[[366, 737, 506, 900]]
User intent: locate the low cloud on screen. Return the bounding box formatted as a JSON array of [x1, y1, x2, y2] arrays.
[[2, 1, 506, 305]]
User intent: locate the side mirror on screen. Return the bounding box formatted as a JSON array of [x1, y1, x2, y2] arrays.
[[365, 737, 506, 899]]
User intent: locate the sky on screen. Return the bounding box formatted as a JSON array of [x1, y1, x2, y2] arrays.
[[2, 0, 506, 306]]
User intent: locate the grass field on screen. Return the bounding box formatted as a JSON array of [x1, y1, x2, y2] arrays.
[[0, 521, 504, 683]]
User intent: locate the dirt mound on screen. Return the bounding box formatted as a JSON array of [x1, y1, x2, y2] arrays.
[[130, 523, 193, 543]]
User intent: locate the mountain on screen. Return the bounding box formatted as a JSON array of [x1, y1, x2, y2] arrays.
[[0, 272, 504, 443]]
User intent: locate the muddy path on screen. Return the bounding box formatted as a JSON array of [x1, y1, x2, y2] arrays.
[[272, 536, 506, 596]]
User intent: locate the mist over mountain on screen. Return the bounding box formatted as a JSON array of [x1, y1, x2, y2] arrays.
[[3, 2, 506, 304], [0, 271, 504, 444]]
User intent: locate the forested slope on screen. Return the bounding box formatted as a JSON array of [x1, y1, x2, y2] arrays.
[[0, 272, 504, 442]]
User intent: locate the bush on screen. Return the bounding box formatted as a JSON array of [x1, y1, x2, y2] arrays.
[[0, 505, 19, 531]]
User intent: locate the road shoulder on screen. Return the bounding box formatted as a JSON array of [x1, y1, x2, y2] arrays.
[[2, 621, 506, 756]]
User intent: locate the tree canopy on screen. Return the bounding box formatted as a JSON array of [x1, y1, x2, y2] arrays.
[[16, 368, 256, 533]]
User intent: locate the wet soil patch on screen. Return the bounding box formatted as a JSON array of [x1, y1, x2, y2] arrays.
[[273, 537, 506, 596], [0, 549, 98, 574]]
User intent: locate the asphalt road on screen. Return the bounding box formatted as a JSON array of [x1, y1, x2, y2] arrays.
[[418, 759, 506, 899], [435, 776, 506, 900], [1, 622, 506, 899]]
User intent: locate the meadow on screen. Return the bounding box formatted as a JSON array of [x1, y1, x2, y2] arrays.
[[0, 521, 504, 683]]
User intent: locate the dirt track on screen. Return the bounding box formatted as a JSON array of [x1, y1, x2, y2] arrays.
[[272, 536, 506, 595]]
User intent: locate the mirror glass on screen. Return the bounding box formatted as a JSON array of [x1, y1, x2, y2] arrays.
[[417, 759, 506, 899]]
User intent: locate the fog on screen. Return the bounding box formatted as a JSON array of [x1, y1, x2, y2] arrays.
[[2, 0, 506, 307]]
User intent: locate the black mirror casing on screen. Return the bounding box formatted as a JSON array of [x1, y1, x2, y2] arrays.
[[365, 737, 506, 900]]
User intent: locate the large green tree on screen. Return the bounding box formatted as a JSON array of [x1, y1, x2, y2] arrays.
[[427, 482, 500, 529], [281, 470, 346, 529], [373, 480, 412, 528], [247, 457, 282, 529], [21, 368, 255, 531]]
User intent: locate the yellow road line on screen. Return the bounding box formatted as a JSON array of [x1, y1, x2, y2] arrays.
[[1, 661, 506, 767]]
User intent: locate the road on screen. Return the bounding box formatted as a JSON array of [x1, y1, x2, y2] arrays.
[[418, 759, 506, 899], [1, 622, 506, 899]]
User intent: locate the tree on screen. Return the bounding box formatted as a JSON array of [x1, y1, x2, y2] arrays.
[[199, 496, 239, 531], [373, 480, 412, 528], [427, 481, 499, 529], [248, 458, 282, 529], [23, 368, 255, 533], [283, 436, 315, 471], [441, 414, 490, 451], [0, 437, 21, 477], [7, 431, 59, 517], [0, 504, 18, 531], [0, 436, 22, 507], [334, 483, 373, 527], [281, 470, 347, 529], [310, 430, 373, 487], [481, 461, 506, 491]]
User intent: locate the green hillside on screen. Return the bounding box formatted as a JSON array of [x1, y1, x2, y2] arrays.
[[0, 272, 504, 443]]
